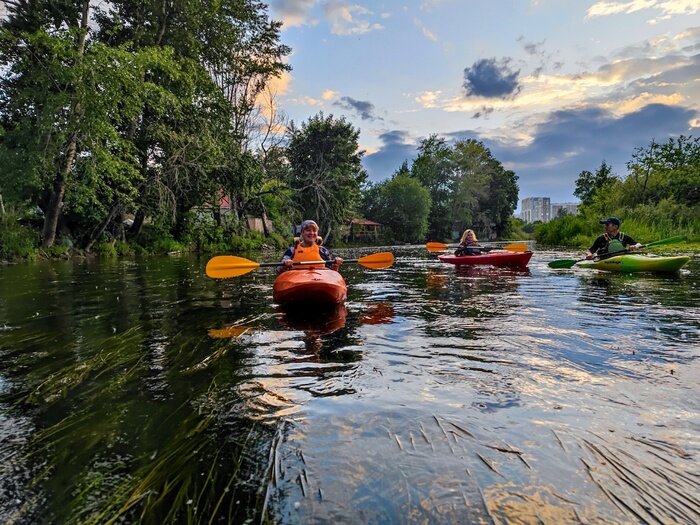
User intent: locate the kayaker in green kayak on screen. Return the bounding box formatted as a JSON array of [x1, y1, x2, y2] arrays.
[[278, 220, 343, 273], [585, 217, 642, 260], [454, 229, 493, 256]]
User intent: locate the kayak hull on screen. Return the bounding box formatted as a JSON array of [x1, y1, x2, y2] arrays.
[[578, 254, 690, 273], [438, 251, 533, 268], [273, 269, 347, 306]]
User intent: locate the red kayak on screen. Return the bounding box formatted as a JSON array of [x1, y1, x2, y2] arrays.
[[439, 251, 533, 268], [273, 268, 347, 306]]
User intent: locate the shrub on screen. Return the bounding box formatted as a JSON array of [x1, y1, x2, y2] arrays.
[[0, 210, 38, 259]]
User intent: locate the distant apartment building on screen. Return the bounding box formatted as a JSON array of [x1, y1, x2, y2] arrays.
[[551, 202, 579, 218], [520, 197, 551, 223]]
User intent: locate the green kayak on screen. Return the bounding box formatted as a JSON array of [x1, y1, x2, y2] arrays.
[[578, 254, 690, 273]]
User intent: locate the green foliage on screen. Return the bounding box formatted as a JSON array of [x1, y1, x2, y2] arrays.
[[363, 173, 431, 243], [540, 136, 700, 247], [407, 137, 518, 241], [410, 136, 454, 240], [286, 112, 368, 243], [507, 218, 532, 240], [574, 160, 618, 206], [0, 210, 38, 259], [534, 214, 592, 247]]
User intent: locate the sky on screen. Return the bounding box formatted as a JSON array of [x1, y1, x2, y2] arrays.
[[265, 0, 700, 208]]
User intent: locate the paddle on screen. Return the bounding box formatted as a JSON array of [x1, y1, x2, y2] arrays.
[[425, 241, 529, 253], [206, 251, 395, 279], [548, 235, 686, 269]]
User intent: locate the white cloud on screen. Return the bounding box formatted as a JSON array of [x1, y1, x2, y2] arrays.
[[586, 0, 700, 19], [324, 0, 384, 35], [270, 0, 318, 29], [415, 91, 442, 108], [413, 18, 438, 42], [321, 90, 338, 101]]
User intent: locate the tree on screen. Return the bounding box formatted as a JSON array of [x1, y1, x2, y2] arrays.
[[450, 139, 518, 239], [286, 113, 367, 242], [574, 160, 617, 207], [410, 135, 454, 240], [0, 0, 165, 247], [362, 166, 431, 243]]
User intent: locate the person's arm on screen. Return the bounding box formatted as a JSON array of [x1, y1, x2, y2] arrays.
[[624, 234, 642, 250], [277, 247, 295, 274], [586, 236, 604, 259], [320, 247, 343, 270]]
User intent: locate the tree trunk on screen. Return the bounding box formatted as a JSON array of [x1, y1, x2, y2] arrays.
[[40, 0, 90, 248], [85, 203, 120, 251], [130, 210, 145, 237], [41, 141, 75, 247], [261, 206, 270, 236]]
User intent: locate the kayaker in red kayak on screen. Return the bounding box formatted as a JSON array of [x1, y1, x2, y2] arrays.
[[454, 229, 493, 256], [585, 217, 642, 259], [278, 220, 344, 273]]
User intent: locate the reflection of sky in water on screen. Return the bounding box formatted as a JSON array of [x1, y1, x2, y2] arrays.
[[0, 249, 699, 523]]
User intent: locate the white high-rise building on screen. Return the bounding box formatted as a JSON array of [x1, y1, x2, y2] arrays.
[[551, 202, 579, 218], [521, 197, 551, 223]]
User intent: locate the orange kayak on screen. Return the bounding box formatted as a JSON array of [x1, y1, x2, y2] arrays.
[[273, 269, 347, 306]]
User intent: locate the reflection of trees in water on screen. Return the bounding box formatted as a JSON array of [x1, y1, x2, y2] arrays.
[[577, 271, 700, 349], [410, 266, 529, 339]]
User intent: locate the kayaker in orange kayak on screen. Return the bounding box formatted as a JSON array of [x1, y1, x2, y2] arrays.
[[454, 229, 492, 256], [278, 220, 344, 273], [585, 217, 642, 259]]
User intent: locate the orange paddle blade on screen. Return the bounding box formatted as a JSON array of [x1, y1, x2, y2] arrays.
[[208, 325, 254, 338], [205, 256, 261, 279], [426, 242, 449, 252], [502, 243, 528, 252], [357, 252, 394, 269]]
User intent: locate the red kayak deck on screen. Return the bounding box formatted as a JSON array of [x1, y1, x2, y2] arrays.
[[438, 251, 533, 268], [273, 268, 347, 306]]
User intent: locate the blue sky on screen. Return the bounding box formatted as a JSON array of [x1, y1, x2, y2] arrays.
[[266, 0, 700, 207]]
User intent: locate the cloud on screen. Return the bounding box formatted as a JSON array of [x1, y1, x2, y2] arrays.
[[415, 91, 442, 108], [463, 58, 522, 99], [269, 0, 318, 28], [463, 103, 697, 201], [472, 106, 495, 119], [321, 90, 338, 101], [361, 103, 697, 202], [413, 18, 438, 42], [362, 130, 420, 181], [334, 96, 383, 121], [586, 0, 700, 20], [519, 37, 547, 57], [324, 0, 384, 35]]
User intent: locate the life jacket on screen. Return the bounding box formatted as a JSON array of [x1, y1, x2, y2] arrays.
[[456, 240, 482, 256], [604, 232, 626, 255], [291, 241, 326, 268]]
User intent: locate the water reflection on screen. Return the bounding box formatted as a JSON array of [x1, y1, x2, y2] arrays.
[[1, 250, 699, 524]]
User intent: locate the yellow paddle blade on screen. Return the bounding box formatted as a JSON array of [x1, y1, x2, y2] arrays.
[[208, 325, 254, 338], [357, 251, 394, 269], [426, 242, 449, 252], [205, 256, 261, 279], [503, 243, 528, 252]]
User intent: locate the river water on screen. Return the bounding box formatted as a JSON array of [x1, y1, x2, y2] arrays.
[[1, 247, 699, 524]]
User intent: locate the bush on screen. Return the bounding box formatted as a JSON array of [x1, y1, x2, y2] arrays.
[[0, 210, 38, 260]]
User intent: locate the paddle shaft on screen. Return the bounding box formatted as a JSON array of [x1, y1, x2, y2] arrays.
[[549, 235, 685, 269]]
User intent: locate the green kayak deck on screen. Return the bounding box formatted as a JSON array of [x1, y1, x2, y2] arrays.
[[578, 254, 690, 273]]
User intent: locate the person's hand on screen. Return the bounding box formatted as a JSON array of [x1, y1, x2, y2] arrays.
[[332, 257, 343, 270], [585, 253, 594, 260], [283, 259, 294, 270], [629, 243, 642, 251]]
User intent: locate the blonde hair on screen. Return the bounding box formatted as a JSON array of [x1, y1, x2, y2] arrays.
[[459, 229, 478, 243]]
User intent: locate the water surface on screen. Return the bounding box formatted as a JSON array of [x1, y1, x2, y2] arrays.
[[1, 247, 699, 523]]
